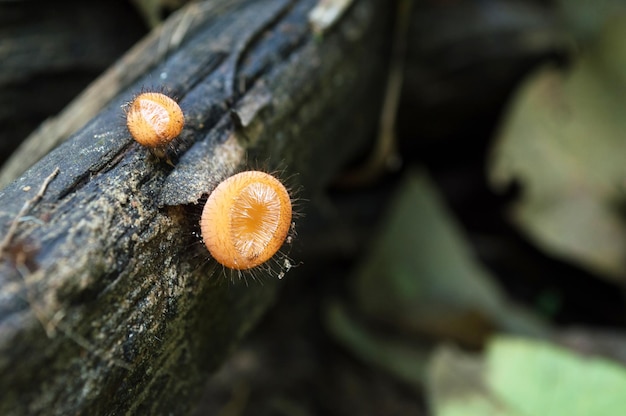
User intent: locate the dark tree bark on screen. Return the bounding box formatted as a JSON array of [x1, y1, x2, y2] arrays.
[[0, 0, 391, 414]]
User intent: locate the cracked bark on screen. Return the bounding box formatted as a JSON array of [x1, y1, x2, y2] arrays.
[[0, 0, 390, 414]]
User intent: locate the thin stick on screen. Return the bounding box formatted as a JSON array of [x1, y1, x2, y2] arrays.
[[336, 0, 412, 186], [0, 167, 60, 256]]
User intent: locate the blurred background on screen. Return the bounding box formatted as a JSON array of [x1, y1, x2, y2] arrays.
[[3, 0, 626, 415]]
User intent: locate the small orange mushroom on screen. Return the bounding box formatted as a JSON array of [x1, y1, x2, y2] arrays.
[[126, 92, 184, 159], [200, 171, 293, 270]]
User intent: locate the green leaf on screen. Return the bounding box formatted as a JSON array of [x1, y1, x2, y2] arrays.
[[489, 15, 626, 280], [488, 337, 626, 416], [428, 345, 523, 416], [428, 337, 626, 416], [351, 170, 546, 346], [325, 171, 548, 388]]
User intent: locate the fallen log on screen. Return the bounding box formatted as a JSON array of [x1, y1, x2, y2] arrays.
[[0, 0, 391, 414]]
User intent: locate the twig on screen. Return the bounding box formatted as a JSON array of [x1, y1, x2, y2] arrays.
[[336, 0, 412, 186], [0, 167, 60, 257]]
